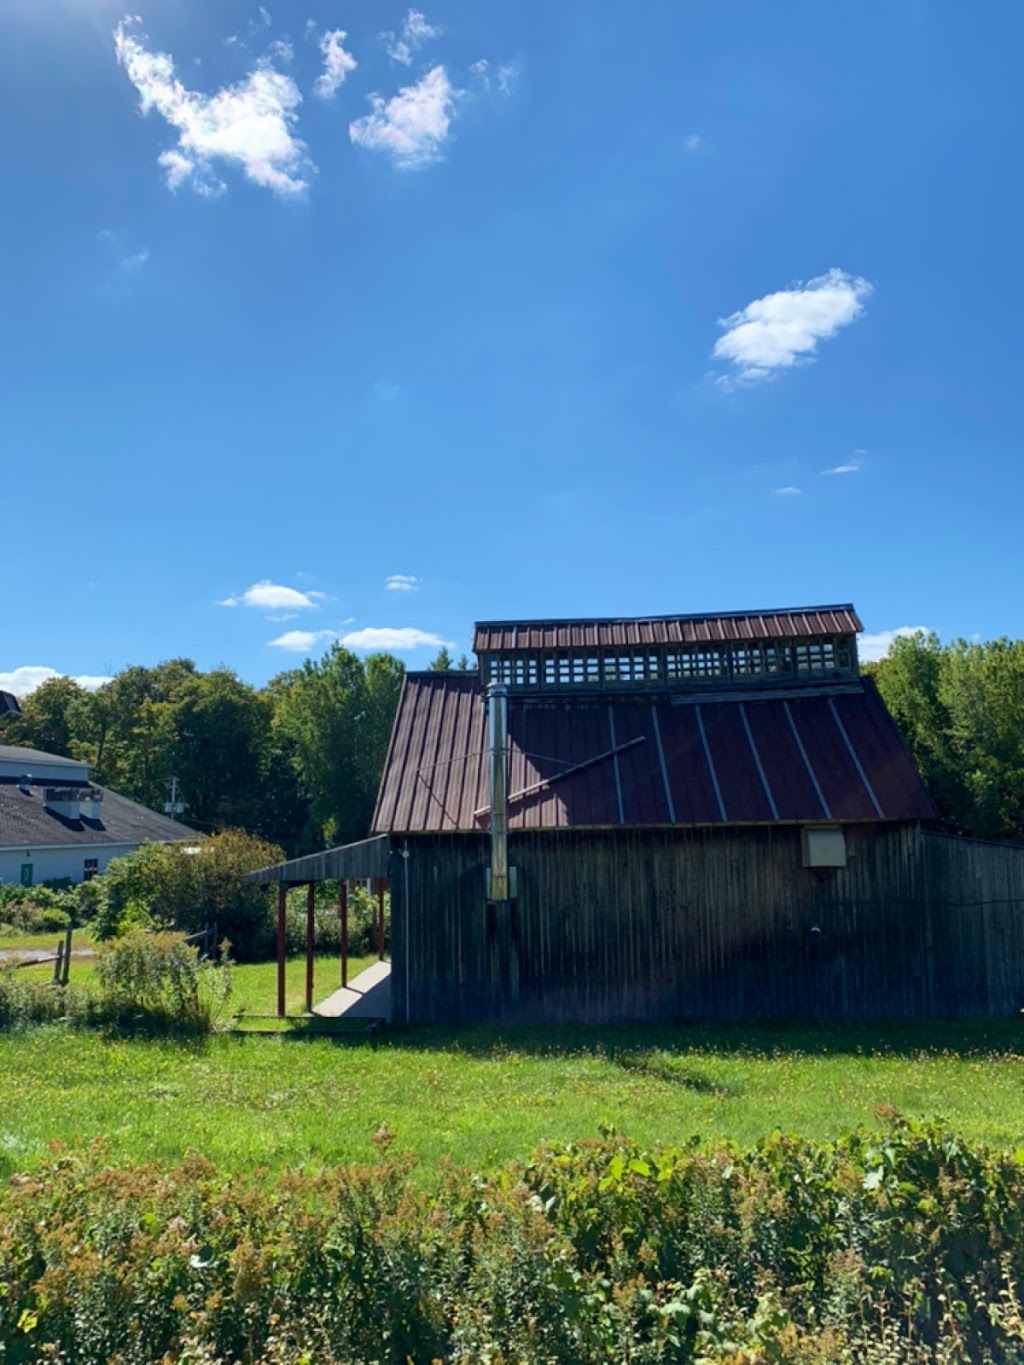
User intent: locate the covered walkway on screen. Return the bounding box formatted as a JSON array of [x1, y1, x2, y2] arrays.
[[314, 959, 391, 1020], [246, 834, 394, 1021]]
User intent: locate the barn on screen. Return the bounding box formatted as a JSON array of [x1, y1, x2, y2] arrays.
[[251, 604, 1024, 1023]]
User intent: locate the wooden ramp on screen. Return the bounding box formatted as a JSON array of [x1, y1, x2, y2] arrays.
[[314, 961, 391, 1021]]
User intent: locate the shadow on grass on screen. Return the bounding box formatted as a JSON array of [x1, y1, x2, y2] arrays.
[[368, 1015, 1024, 1063]]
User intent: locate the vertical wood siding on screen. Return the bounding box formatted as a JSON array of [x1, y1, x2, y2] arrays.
[[391, 827, 1024, 1024]]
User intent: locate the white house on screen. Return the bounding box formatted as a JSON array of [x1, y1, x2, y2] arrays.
[[0, 743, 196, 887]]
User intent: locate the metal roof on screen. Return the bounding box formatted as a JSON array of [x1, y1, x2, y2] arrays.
[[0, 779, 198, 850], [371, 672, 937, 833], [473, 605, 863, 652], [246, 835, 392, 885], [0, 745, 83, 768]]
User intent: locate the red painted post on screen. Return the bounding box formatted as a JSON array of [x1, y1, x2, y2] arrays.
[[339, 880, 349, 987], [276, 885, 287, 1018], [377, 878, 385, 961], [305, 882, 315, 1013]]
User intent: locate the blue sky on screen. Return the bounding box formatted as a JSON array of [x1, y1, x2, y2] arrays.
[[3, 0, 1021, 695]]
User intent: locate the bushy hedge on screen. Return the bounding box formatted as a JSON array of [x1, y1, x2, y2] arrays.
[[91, 831, 284, 960], [4, 1118, 1024, 1362]]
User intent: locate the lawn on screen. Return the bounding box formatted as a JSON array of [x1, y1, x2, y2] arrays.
[[5, 1014, 1024, 1183], [0, 929, 73, 953]]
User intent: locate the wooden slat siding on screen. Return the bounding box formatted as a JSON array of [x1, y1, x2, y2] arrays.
[[399, 826, 909, 1023]]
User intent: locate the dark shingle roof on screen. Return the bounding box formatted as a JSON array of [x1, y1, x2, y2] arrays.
[[0, 693, 21, 720], [0, 781, 198, 850]]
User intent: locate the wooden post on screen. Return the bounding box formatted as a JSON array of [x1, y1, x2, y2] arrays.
[[377, 879, 385, 961], [305, 882, 315, 1014], [339, 880, 349, 987], [53, 940, 63, 985], [62, 925, 72, 986], [277, 885, 287, 1018]]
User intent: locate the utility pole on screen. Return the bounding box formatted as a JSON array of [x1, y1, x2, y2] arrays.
[[164, 775, 185, 821]]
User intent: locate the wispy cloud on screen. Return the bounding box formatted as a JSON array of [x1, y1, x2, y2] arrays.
[[341, 627, 450, 651], [97, 229, 150, 273], [774, 486, 801, 497], [858, 626, 931, 664], [309, 24, 357, 98], [821, 457, 862, 476], [386, 574, 418, 592], [114, 16, 312, 196], [0, 666, 113, 697], [380, 8, 439, 66], [268, 629, 336, 652], [684, 132, 702, 151], [713, 268, 872, 385], [470, 58, 519, 94], [350, 65, 457, 168], [220, 580, 326, 610]]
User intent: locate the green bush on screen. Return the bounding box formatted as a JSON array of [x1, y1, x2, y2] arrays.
[[282, 883, 388, 956], [95, 931, 231, 1033], [0, 968, 93, 1030], [0, 882, 77, 934], [92, 830, 284, 960], [4, 1119, 1024, 1361]]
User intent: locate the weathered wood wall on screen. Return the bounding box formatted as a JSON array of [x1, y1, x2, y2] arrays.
[[389, 826, 1024, 1024]]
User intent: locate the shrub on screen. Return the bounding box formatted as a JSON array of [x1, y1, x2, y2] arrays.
[[95, 931, 231, 1032], [282, 883, 388, 957], [0, 968, 93, 1030], [92, 830, 284, 960], [0, 882, 77, 933], [5, 1120, 1024, 1361]]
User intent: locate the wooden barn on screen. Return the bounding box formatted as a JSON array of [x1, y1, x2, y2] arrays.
[[251, 604, 1024, 1023]]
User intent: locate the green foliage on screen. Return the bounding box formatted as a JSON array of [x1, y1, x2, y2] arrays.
[[272, 646, 404, 846], [95, 931, 231, 1032], [0, 968, 93, 1030], [430, 645, 453, 669], [5, 1120, 1024, 1361], [7, 651, 407, 861], [873, 633, 1024, 841], [0, 883, 77, 935], [282, 883, 388, 957], [91, 830, 283, 960]]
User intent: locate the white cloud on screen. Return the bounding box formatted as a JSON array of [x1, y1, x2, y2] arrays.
[[684, 132, 702, 151], [858, 626, 931, 664], [349, 65, 457, 168], [380, 8, 439, 65], [821, 457, 861, 476], [386, 574, 418, 592], [268, 629, 336, 652], [469, 57, 518, 94], [219, 580, 325, 610], [340, 627, 450, 651], [774, 486, 801, 497], [312, 27, 357, 98], [114, 17, 312, 196], [0, 667, 114, 697], [713, 268, 872, 385]]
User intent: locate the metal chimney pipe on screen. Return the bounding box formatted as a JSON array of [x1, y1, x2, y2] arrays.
[[487, 682, 509, 901]]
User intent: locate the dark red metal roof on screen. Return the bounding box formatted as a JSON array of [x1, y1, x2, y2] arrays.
[[371, 673, 936, 833], [473, 606, 863, 653]]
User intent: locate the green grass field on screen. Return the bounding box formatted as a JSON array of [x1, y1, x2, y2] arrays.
[[0, 929, 71, 953], [5, 1010, 1024, 1182]]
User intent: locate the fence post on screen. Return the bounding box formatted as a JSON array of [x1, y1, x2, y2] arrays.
[[377, 879, 385, 961], [62, 925, 72, 986], [277, 885, 287, 1018], [305, 882, 315, 1014], [53, 940, 63, 985], [339, 880, 348, 988]]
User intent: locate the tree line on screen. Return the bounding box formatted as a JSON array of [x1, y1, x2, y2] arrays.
[[870, 632, 1024, 843], [8, 633, 1024, 853], [5, 647, 434, 856]]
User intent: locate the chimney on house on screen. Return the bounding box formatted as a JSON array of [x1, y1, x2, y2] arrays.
[[18, 773, 32, 794], [44, 787, 82, 821], [81, 789, 104, 821]]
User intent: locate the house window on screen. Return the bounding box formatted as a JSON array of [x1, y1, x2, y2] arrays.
[[795, 640, 839, 674], [20, 863, 33, 887], [84, 858, 99, 882], [674, 647, 727, 679]]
